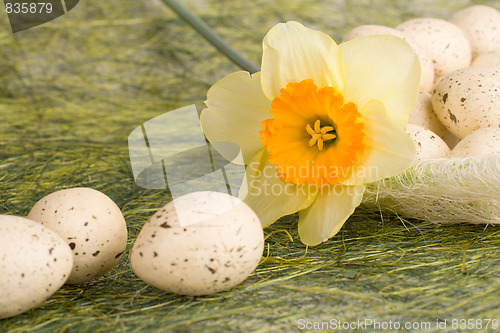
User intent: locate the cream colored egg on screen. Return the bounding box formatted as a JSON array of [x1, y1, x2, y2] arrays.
[[471, 51, 500, 68], [450, 128, 500, 157], [27, 188, 128, 284], [432, 66, 500, 139], [405, 124, 451, 159], [396, 18, 471, 77], [131, 191, 264, 296], [409, 91, 459, 148], [343, 25, 434, 92], [0, 215, 73, 319], [449, 5, 500, 59], [433, 74, 445, 89]]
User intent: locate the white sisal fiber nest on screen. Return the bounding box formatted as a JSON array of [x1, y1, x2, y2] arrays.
[[362, 155, 500, 225]]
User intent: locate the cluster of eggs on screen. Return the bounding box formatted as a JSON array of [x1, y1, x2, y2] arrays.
[[0, 188, 128, 319], [343, 5, 500, 159], [1, 189, 263, 319]]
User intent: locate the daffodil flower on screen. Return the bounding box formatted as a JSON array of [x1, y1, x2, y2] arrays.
[[201, 21, 420, 245]]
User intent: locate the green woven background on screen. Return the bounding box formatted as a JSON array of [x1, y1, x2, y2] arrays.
[[1, 0, 499, 332]]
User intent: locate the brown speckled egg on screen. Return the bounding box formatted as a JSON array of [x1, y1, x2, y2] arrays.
[[450, 128, 500, 157], [405, 124, 451, 159], [130, 191, 264, 296], [396, 18, 471, 77], [431, 66, 500, 139], [343, 24, 434, 92], [449, 5, 500, 59], [27, 188, 128, 284], [409, 91, 459, 148], [0, 215, 73, 319]]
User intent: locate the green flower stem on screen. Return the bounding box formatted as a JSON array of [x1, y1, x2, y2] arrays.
[[160, 0, 260, 74]]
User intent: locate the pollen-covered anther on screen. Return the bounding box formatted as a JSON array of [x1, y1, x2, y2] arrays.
[[306, 119, 337, 151]]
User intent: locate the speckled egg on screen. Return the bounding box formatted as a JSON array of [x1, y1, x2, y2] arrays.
[[396, 18, 471, 77], [27, 188, 128, 284], [433, 75, 446, 89], [130, 191, 264, 296], [450, 128, 500, 157], [0, 215, 73, 319], [449, 5, 500, 59], [405, 124, 451, 159], [471, 51, 500, 68], [342, 24, 434, 92], [409, 91, 459, 148], [432, 66, 500, 139]]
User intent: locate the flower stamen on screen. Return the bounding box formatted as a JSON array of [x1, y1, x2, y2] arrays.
[[305, 120, 336, 151], [259, 79, 365, 187]]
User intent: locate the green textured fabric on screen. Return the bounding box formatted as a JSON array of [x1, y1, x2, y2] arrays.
[[1, 1, 499, 331]]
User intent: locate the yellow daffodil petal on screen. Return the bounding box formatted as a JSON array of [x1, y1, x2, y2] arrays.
[[298, 184, 365, 246], [201, 71, 270, 163], [239, 149, 316, 227], [341, 99, 416, 185], [339, 35, 420, 129], [261, 21, 345, 100]]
